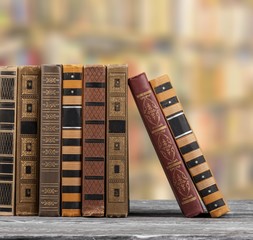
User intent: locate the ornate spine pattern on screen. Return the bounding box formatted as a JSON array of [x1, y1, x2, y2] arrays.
[[16, 66, 40, 215], [61, 65, 83, 217], [0, 66, 17, 216], [39, 65, 62, 216], [150, 75, 229, 217], [128, 73, 204, 217], [106, 64, 129, 217], [82, 65, 106, 217]]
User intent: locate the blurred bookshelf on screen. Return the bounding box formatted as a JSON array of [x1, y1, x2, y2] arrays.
[[0, 0, 253, 200]]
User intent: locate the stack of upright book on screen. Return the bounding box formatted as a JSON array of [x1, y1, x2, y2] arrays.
[[0, 64, 128, 217], [0, 64, 229, 218]]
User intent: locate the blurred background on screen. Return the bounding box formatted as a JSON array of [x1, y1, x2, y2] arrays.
[[0, 0, 253, 200]]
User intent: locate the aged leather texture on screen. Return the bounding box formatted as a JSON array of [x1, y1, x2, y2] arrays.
[[16, 65, 40, 216], [82, 65, 106, 217], [128, 73, 204, 218], [39, 64, 62, 217], [106, 64, 129, 217], [61, 65, 83, 217], [150, 75, 229, 218], [0, 66, 18, 216]]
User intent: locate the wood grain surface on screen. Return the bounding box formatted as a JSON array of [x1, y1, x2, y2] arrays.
[[0, 200, 252, 239]]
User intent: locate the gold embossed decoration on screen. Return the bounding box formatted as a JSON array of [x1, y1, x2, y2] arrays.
[[22, 75, 38, 95], [20, 183, 36, 203], [108, 182, 125, 203], [21, 161, 36, 180], [172, 168, 191, 198], [21, 138, 37, 157], [142, 95, 160, 127]]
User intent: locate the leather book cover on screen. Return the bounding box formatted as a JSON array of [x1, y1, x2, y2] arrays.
[[0, 66, 18, 216], [150, 75, 229, 218], [16, 66, 40, 216], [39, 64, 62, 217], [106, 64, 129, 217], [82, 65, 106, 217], [61, 64, 82, 217], [128, 73, 204, 217]]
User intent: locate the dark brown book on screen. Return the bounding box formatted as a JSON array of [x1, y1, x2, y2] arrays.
[[61, 64, 83, 217], [16, 65, 41, 215], [106, 64, 129, 217], [39, 64, 62, 217], [128, 72, 204, 217], [82, 65, 106, 217], [150, 75, 229, 217], [0, 66, 18, 216]]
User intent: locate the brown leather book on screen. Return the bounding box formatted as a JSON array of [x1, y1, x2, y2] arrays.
[[128, 73, 204, 217], [16, 66, 40, 215], [0, 66, 18, 216], [82, 65, 106, 217], [150, 74, 230, 217], [39, 64, 62, 217], [61, 65, 82, 217], [106, 64, 129, 217]]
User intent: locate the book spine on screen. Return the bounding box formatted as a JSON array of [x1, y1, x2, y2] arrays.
[[16, 66, 40, 215], [39, 65, 62, 217], [0, 66, 18, 216], [128, 73, 204, 217], [106, 64, 129, 217], [61, 65, 82, 217], [82, 65, 106, 217], [149, 75, 229, 217]]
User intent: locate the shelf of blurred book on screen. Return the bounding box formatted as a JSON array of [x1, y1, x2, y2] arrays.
[[0, 200, 252, 239], [0, 0, 253, 200]]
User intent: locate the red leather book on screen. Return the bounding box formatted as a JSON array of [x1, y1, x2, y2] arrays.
[[128, 73, 204, 217]]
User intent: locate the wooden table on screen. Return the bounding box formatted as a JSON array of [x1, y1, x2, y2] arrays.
[[0, 200, 252, 239]]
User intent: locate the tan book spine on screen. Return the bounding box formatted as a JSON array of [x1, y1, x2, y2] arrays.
[[0, 66, 18, 216], [39, 64, 62, 217], [61, 64, 83, 217], [106, 64, 129, 217], [150, 74, 230, 217], [16, 65, 41, 215]]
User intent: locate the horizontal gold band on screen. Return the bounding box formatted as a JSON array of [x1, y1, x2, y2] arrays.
[[176, 133, 196, 148], [62, 130, 82, 139], [150, 75, 171, 88], [62, 96, 82, 105], [184, 149, 202, 162], [62, 146, 81, 154], [157, 88, 177, 103], [62, 209, 81, 217], [210, 205, 230, 218], [63, 80, 82, 89], [62, 177, 81, 186], [203, 191, 224, 205], [63, 65, 83, 72], [190, 162, 210, 176], [163, 103, 182, 118], [196, 177, 216, 191], [62, 193, 81, 202], [62, 162, 81, 170]]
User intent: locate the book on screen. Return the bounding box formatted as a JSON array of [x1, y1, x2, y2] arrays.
[[149, 74, 230, 217], [39, 64, 62, 217], [128, 72, 204, 217], [16, 65, 40, 215], [82, 65, 106, 217], [106, 64, 129, 217], [61, 64, 83, 217], [0, 66, 18, 216]]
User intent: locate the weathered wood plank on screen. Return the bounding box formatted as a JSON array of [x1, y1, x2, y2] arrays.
[[0, 200, 252, 239]]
